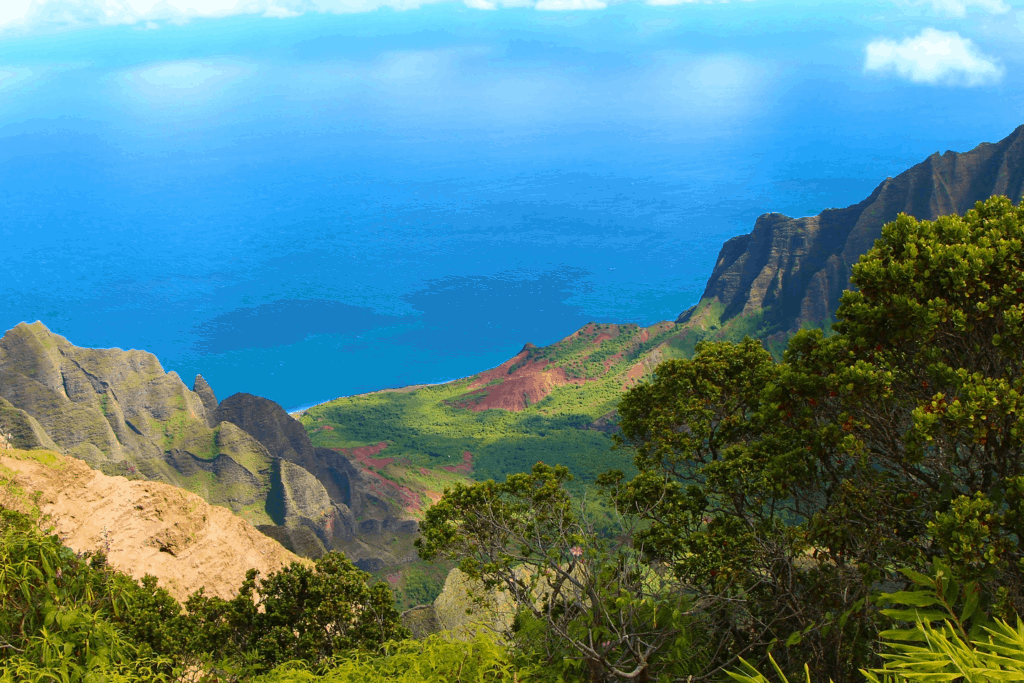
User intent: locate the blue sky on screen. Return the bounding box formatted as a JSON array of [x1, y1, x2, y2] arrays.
[[1, 0, 1022, 408]]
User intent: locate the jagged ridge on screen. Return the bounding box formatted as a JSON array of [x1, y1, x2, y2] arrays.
[[679, 124, 1024, 347], [0, 322, 417, 569]]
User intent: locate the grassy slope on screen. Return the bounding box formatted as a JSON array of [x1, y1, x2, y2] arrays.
[[299, 316, 765, 609], [300, 321, 688, 493]]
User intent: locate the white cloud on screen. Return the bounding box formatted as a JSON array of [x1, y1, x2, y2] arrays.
[[0, 0, 449, 30], [901, 0, 1010, 16], [535, 0, 606, 9], [0, 0, 753, 29], [864, 28, 1003, 86], [0, 2, 35, 28]]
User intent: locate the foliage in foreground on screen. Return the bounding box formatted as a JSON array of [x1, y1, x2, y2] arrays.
[[728, 570, 1024, 683], [604, 195, 1024, 681], [251, 633, 530, 683], [728, 618, 1024, 683], [417, 463, 707, 683], [0, 506, 412, 682], [420, 195, 1024, 683]]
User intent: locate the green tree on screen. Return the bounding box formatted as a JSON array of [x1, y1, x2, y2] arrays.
[[186, 551, 409, 673], [417, 463, 704, 683], [611, 339, 856, 681], [612, 195, 1024, 681]]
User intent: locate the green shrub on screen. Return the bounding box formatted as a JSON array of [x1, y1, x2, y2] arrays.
[[252, 633, 531, 683]]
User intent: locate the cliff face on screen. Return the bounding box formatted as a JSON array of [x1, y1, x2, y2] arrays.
[[0, 321, 280, 525], [0, 322, 411, 568], [680, 125, 1024, 343], [213, 392, 399, 564]]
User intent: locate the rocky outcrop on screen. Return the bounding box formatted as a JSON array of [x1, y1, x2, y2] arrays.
[[401, 605, 442, 639], [0, 323, 417, 565], [215, 392, 395, 548], [0, 322, 209, 467], [277, 459, 356, 547], [193, 374, 219, 427], [0, 447, 305, 602], [401, 567, 518, 641], [255, 524, 328, 559], [680, 124, 1024, 341], [0, 322, 287, 527], [215, 393, 313, 465]]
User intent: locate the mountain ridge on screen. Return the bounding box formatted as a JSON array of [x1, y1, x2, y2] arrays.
[[676, 124, 1024, 348], [0, 322, 428, 571]]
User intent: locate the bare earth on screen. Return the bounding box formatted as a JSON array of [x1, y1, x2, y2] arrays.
[[0, 448, 304, 602]]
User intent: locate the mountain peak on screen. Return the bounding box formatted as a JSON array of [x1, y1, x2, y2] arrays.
[[679, 124, 1024, 343]]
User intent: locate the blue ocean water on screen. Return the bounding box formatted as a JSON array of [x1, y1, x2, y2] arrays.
[[1, 3, 1021, 410]]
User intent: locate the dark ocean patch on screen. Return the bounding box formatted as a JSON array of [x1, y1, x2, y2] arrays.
[[400, 267, 593, 351], [193, 299, 406, 354]]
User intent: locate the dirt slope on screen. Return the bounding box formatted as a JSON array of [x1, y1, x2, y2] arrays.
[[0, 447, 305, 602]]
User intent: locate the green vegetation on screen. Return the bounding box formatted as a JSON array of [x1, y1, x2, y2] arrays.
[[305, 382, 631, 491], [729, 566, 1024, 683], [0, 506, 422, 682], [418, 462, 707, 683], [420, 196, 1024, 682], [250, 634, 531, 682], [300, 322, 685, 492]]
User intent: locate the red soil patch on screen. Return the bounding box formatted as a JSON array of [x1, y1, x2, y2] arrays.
[[469, 365, 574, 411], [330, 442, 424, 514], [361, 467, 423, 514], [333, 442, 393, 470], [318, 425, 335, 431], [454, 350, 582, 412], [386, 573, 401, 587], [339, 442, 389, 459], [451, 323, 637, 413], [363, 457, 394, 468], [471, 348, 530, 385], [640, 329, 649, 343], [623, 362, 645, 389], [562, 323, 618, 346], [558, 322, 597, 343], [442, 451, 474, 474]]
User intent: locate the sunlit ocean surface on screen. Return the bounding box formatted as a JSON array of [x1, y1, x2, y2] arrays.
[[1, 4, 1021, 410]]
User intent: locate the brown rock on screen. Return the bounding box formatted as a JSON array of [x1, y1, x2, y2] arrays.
[[0, 448, 305, 602]]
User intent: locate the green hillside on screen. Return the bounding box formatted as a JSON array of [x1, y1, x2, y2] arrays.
[[300, 321, 689, 491]]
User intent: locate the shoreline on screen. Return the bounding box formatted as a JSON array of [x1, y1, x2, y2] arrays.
[[286, 380, 455, 417]]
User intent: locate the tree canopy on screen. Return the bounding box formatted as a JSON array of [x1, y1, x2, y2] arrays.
[[611, 194, 1024, 680], [422, 194, 1024, 683]]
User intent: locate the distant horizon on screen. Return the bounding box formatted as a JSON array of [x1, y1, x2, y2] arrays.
[[2, 0, 1021, 409]]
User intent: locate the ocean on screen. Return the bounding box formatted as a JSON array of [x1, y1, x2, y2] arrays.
[[1, 1, 1021, 410]]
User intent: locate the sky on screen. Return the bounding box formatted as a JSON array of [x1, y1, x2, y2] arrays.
[[0, 0, 1021, 410]]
